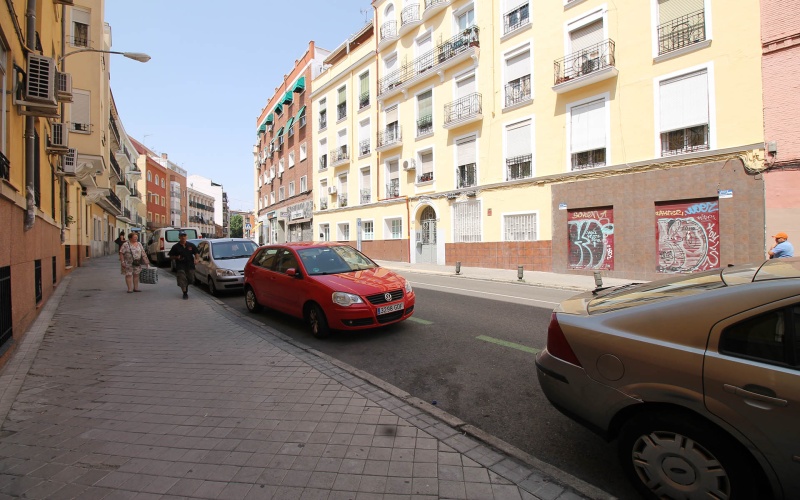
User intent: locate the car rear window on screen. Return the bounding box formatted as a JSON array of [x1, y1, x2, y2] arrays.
[[164, 229, 199, 241]]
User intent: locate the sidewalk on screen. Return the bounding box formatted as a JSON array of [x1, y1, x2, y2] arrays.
[[0, 256, 612, 500], [373, 260, 636, 292]]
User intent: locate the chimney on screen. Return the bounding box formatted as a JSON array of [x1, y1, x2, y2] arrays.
[[161, 153, 168, 159]]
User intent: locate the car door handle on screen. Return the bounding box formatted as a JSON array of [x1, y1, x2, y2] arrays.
[[723, 384, 788, 407]]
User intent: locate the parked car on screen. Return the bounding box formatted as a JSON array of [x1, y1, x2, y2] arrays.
[[244, 243, 415, 337], [536, 258, 800, 499], [193, 238, 259, 295], [146, 227, 202, 267]]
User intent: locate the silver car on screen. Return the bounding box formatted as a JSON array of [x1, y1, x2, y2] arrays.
[[194, 238, 259, 295], [536, 258, 800, 499]]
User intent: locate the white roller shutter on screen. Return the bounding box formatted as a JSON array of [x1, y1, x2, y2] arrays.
[[457, 136, 476, 166], [71, 89, 91, 131], [359, 120, 370, 142], [506, 0, 528, 11], [571, 99, 605, 153], [456, 73, 476, 98], [385, 104, 398, 124], [658, 0, 704, 23], [659, 70, 708, 132], [507, 120, 532, 158], [417, 34, 432, 55], [570, 19, 603, 53], [420, 151, 433, 174], [505, 49, 530, 83]]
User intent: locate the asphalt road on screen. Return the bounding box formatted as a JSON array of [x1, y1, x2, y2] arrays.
[[204, 271, 640, 499]]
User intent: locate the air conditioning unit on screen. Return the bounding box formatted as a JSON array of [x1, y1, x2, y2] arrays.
[[55, 72, 73, 102], [25, 54, 57, 106], [62, 148, 78, 174], [402, 158, 416, 170], [47, 123, 69, 152], [327, 185, 337, 195]]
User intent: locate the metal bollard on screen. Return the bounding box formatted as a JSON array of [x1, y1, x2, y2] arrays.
[[517, 265, 524, 281], [455, 261, 461, 275]]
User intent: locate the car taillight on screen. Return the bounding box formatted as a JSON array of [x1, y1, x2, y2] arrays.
[[546, 312, 582, 367], [159, 238, 164, 250]]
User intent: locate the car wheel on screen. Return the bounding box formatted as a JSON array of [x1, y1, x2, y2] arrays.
[[618, 411, 761, 500], [306, 303, 330, 339], [208, 277, 218, 296], [244, 287, 261, 313]]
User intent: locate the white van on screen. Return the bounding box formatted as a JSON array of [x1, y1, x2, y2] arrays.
[[146, 227, 202, 267]]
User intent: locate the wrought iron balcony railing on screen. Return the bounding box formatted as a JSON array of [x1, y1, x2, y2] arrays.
[[106, 190, 122, 210], [331, 146, 350, 165], [505, 75, 531, 107], [503, 4, 530, 35], [359, 91, 370, 109], [379, 26, 479, 95], [661, 125, 709, 157], [417, 171, 434, 183], [401, 3, 420, 26], [360, 189, 371, 204], [386, 181, 400, 198], [339, 194, 348, 208], [657, 10, 706, 55], [444, 92, 482, 125], [424, 0, 447, 10], [0, 151, 9, 181], [417, 115, 433, 137], [319, 113, 327, 131], [359, 139, 371, 157], [377, 126, 402, 149], [506, 154, 532, 180], [457, 163, 477, 189], [337, 103, 347, 121], [571, 148, 607, 171], [554, 39, 616, 85], [380, 20, 397, 41]]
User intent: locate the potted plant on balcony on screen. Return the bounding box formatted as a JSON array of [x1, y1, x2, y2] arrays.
[[465, 25, 479, 47]]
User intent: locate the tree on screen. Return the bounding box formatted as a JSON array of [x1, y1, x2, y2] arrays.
[[230, 215, 243, 238]]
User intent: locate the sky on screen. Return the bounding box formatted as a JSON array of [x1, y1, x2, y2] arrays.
[[105, 1, 375, 212]]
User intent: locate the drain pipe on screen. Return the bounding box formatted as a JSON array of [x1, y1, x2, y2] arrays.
[[23, 0, 37, 231]]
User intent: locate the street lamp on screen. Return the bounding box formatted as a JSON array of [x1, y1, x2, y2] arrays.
[[59, 48, 151, 65]]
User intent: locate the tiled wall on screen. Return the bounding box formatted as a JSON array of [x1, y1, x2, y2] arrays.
[[445, 241, 552, 271]]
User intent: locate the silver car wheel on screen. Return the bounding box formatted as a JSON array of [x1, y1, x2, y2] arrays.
[[245, 288, 261, 313], [631, 431, 731, 499]]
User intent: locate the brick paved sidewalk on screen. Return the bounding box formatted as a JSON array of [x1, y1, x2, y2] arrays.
[[0, 256, 603, 500]]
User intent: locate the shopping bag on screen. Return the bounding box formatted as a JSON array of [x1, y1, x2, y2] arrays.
[[139, 268, 158, 284]]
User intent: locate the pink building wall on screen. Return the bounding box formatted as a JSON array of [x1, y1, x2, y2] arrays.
[[761, 0, 800, 249]]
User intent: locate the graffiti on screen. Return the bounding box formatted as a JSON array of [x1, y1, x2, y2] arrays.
[[656, 200, 720, 273], [568, 209, 614, 270]]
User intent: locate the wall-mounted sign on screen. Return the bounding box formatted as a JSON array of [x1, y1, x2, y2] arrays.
[[558, 203, 567, 210], [718, 189, 733, 199]]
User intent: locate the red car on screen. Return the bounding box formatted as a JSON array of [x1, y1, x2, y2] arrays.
[[243, 243, 415, 337]]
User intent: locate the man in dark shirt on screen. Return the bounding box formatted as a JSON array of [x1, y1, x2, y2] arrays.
[[168, 231, 199, 299]]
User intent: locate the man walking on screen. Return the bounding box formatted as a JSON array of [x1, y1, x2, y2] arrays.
[[169, 231, 199, 299], [768, 231, 794, 259]]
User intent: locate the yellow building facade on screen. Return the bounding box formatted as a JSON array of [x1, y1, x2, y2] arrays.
[[309, 0, 767, 280]]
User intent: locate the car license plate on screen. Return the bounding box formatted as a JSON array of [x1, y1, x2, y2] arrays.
[[377, 302, 404, 315]]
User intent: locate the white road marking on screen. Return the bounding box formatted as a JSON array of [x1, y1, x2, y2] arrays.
[[409, 281, 561, 306]]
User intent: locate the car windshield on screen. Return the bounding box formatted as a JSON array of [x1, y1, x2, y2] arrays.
[[211, 241, 259, 260], [297, 246, 378, 275]]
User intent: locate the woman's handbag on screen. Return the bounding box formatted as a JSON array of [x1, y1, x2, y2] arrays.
[[139, 268, 158, 284]]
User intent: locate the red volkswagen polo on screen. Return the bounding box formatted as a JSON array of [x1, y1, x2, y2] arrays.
[[243, 243, 415, 338]]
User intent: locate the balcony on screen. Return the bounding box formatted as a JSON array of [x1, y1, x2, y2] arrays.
[[359, 92, 370, 110], [416, 115, 433, 137], [457, 163, 477, 189], [505, 75, 532, 108], [319, 113, 327, 131], [379, 20, 398, 50], [506, 154, 533, 180], [337, 102, 347, 122], [360, 189, 371, 204], [339, 194, 348, 208], [417, 171, 434, 183], [444, 93, 482, 129], [657, 10, 707, 58], [400, 3, 421, 35], [423, 0, 450, 20], [319, 198, 328, 210], [106, 190, 122, 211], [376, 126, 402, 152], [503, 4, 530, 36], [331, 146, 350, 167], [386, 180, 400, 198], [319, 154, 328, 171], [378, 26, 479, 100], [553, 39, 618, 93], [359, 139, 371, 157]]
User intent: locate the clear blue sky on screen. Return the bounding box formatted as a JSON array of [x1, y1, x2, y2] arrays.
[[105, 1, 374, 212]]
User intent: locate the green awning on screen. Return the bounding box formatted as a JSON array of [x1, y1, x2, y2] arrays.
[[295, 105, 306, 121], [285, 116, 295, 130], [281, 91, 293, 105], [258, 122, 267, 134], [275, 126, 285, 137], [291, 76, 306, 93], [274, 102, 283, 114], [266, 113, 274, 124]]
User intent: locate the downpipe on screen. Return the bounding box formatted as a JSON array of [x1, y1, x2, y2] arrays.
[[23, 0, 37, 231]]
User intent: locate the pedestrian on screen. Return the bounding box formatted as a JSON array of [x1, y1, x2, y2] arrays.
[[168, 230, 199, 299], [768, 232, 794, 259], [119, 232, 149, 293], [114, 231, 125, 251]]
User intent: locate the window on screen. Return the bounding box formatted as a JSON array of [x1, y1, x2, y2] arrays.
[[504, 212, 537, 241], [454, 200, 481, 242], [506, 119, 533, 180], [457, 6, 475, 31], [659, 70, 709, 156], [385, 104, 399, 140], [504, 45, 532, 107], [71, 89, 91, 132], [71, 8, 90, 47], [319, 138, 328, 170], [319, 98, 327, 130], [300, 175, 307, 192], [417, 90, 433, 137], [337, 86, 347, 121], [363, 220, 374, 240], [0, 266, 10, 349], [359, 119, 371, 157], [319, 181, 328, 209], [161, 196, 165, 206], [338, 175, 348, 207], [418, 150, 434, 182], [148, 211, 152, 221], [337, 223, 350, 241], [456, 136, 477, 188], [416, 32, 433, 72], [289, 181, 295, 197], [279, 186, 285, 201], [300, 143, 307, 161], [386, 160, 400, 197], [360, 168, 371, 204], [569, 98, 607, 170], [657, 0, 707, 56], [161, 178, 165, 188], [319, 223, 330, 241], [0, 43, 7, 160], [337, 129, 348, 161], [147, 171, 151, 182], [386, 218, 402, 239], [504, 0, 530, 35], [359, 71, 370, 109], [720, 307, 798, 366], [384, 54, 399, 88], [34, 259, 42, 304], [289, 151, 295, 168]]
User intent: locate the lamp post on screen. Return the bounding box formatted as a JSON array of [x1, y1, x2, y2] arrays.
[[59, 48, 151, 65]]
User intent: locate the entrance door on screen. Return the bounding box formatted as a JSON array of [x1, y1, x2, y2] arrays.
[[416, 206, 437, 264]]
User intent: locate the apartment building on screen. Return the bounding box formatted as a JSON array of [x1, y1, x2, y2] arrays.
[[188, 174, 227, 237], [187, 187, 215, 237], [109, 93, 144, 233], [254, 42, 330, 245], [153, 153, 187, 228]]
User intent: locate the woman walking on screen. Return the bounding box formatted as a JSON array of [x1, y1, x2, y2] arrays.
[[119, 232, 149, 293]]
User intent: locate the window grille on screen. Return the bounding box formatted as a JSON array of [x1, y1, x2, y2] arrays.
[[504, 213, 537, 241], [454, 200, 481, 242]]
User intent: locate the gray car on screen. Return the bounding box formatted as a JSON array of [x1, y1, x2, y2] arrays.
[[536, 258, 800, 499], [194, 238, 259, 295]]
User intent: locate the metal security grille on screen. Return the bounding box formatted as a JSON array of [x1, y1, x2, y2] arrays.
[[0, 266, 11, 349], [454, 200, 481, 242], [504, 213, 537, 241], [34, 259, 42, 303]]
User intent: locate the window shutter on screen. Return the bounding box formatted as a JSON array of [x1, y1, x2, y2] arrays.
[[571, 99, 605, 153], [456, 73, 476, 98], [570, 19, 603, 53], [319, 138, 327, 156], [338, 87, 346, 105], [320, 98, 326, 112], [386, 105, 398, 124], [507, 120, 532, 158], [360, 73, 369, 95], [418, 90, 432, 119], [417, 34, 432, 55], [506, 0, 528, 12], [338, 129, 347, 147], [71, 90, 91, 129], [421, 151, 433, 173], [359, 120, 370, 141], [505, 49, 530, 83], [658, 0, 704, 23], [457, 136, 476, 166], [385, 55, 398, 73], [362, 169, 371, 185], [73, 8, 90, 26], [660, 70, 708, 132]]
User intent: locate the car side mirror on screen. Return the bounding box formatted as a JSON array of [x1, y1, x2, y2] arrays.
[[286, 268, 302, 278]]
